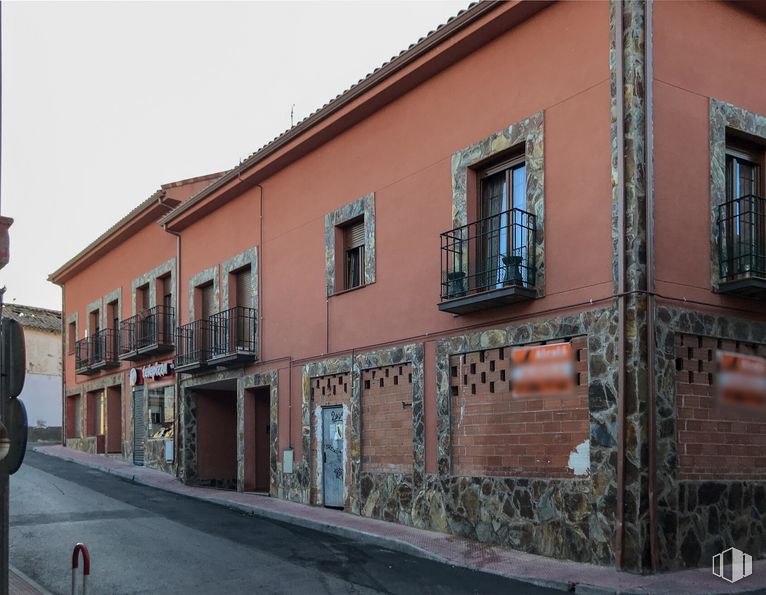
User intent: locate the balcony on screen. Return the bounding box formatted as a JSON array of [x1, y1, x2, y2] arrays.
[[439, 208, 537, 314], [208, 306, 257, 365], [75, 330, 119, 375], [75, 337, 95, 375], [119, 306, 175, 361], [175, 319, 213, 373], [175, 307, 257, 374], [90, 328, 120, 371], [718, 195, 766, 299]]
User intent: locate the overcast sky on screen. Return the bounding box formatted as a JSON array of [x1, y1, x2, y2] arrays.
[[1, 0, 465, 310]]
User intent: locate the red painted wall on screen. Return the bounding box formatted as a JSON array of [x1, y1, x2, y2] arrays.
[[653, 1, 766, 310], [174, 2, 612, 460], [62, 2, 622, 466]]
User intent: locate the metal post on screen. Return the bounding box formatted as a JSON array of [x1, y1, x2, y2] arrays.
[[0, 286, 8, 595], [0, 3, 9, 590], [71, 543, 90, 595]]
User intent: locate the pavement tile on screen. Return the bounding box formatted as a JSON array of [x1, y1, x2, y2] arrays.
[[10, 566, 50, 595], [30, 445, 766, 595]]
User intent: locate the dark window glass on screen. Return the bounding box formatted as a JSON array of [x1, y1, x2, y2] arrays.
[[343, 219, 365, 290], [478, 158, 527, 290], [723, 141, 765, 279]]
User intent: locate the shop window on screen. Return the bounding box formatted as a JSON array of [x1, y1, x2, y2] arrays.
[[342, 218, 365, 290], [147, 386, 175, 439]]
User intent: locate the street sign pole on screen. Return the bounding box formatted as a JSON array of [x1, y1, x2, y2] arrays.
[[0, 1, 8, 591], [0, 287, 8, 595]]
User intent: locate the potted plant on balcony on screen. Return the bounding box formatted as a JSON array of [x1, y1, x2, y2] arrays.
[[502, 254, 524, 287], [446, 270, 466, 298]]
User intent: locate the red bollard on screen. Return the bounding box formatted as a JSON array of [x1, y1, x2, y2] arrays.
[[71, 543, 90, 595]]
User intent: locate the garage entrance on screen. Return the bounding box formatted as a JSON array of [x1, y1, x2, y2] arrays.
[[195, 379, 238, 490], [243, 386, 271, 493]]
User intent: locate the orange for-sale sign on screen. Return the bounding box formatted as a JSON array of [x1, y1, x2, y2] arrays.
[[510, 343, 575, 399], [717, 351, 766, 408]]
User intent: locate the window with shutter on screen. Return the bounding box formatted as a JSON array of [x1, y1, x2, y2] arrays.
[[343, 218, 365, 290], [235, 267, 251, 308]]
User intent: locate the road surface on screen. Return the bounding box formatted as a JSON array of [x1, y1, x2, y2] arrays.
[[10, 451, 555, 594]]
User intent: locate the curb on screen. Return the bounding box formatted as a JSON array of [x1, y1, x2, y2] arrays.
[[31, 447, 579, 592], [31, 447, 762, 595], [10, 564, 54, 595]]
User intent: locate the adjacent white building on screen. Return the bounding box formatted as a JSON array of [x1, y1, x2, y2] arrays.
[[3, 304, 62, 441]]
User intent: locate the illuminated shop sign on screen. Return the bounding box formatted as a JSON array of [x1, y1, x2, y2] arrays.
[[129, 361, 175, 386]]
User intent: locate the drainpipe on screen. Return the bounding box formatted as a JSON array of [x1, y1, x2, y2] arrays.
[[255, 184, 264, 360], [614, 1, 626, 570], [158, 194, 182, 474], [61, 286, 66, 446], [164, 224, 181, 478], [645, 0, 658, 572]]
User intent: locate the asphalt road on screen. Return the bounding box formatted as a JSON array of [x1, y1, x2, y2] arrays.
[[10, 451, 557, 595]]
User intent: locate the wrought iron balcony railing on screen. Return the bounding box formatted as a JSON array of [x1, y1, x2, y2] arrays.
[[208, 306, 257, 364], [439, 207, 536, 313], [119, 306, 175, 360], [74, 337, 93, 375], [175, 319, 213, 372], [718, 195, 766, 298], [90, 328, 119, 369]]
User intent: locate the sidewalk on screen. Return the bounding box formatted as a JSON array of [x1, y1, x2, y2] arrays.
[[31, 445, 766, 595], [10, 565, 50, 595]]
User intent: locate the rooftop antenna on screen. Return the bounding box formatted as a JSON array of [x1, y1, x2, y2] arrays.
[[290, 104, 295, 127]]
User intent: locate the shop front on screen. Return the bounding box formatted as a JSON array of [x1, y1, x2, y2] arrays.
[[129, 360, 177, 474]]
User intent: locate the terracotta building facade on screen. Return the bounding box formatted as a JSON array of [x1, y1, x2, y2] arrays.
[[50, 1, 766, 573]]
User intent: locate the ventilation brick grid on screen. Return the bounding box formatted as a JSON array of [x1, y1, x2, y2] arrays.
[[675, 334, 766, 480], [448, 337, 589, 478]]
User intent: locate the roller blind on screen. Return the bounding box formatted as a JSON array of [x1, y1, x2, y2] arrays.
[[344, 219, 365, 249]]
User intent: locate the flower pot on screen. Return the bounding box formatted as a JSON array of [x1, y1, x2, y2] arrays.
[[446, 271, 466, 298], [502, 255, 524, 286]]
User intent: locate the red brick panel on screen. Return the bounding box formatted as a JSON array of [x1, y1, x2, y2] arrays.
[[450, 337, 589, 478], [676, 334, 766, 480], [361, 364, 413, 474]]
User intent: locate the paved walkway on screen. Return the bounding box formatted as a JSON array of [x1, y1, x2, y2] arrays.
[[10, 566, 49, 595], [31, 445, 766, 595]]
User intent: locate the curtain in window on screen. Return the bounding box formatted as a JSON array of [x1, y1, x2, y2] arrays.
[[480, 171, 506, 289]]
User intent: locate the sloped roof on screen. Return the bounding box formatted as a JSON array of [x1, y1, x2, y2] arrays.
[[3, 304, 62, 333]]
